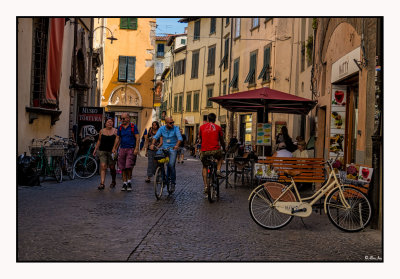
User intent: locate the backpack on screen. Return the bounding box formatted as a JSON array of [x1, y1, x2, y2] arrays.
[[119, 123, 135, 135]]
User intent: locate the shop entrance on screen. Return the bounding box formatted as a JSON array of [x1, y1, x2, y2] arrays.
[[185, 126, 194, 146]]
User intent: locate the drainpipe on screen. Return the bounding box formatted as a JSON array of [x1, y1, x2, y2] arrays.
[[88, 18, 94, 106], [218, 18, 223, 122], [228, 18, 234, 138], [370, 18, 383, 230]]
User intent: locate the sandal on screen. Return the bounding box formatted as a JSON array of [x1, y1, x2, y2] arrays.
[[98, 184, 105, 190], [145, 178, 151, 183], [109, 182, 116, 188]]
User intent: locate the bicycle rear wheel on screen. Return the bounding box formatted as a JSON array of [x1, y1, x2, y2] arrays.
[[326, 186, 372, 232], [154, 166, 164, 200], [207, 171, 219, 203], [74, 155, 98, 179], [249, 182, 295, 229], [53, 157, 63, 183]]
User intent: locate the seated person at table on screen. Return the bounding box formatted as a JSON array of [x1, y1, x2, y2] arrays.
[[272, 142, 293, 158], [292, 140, 308, 158]]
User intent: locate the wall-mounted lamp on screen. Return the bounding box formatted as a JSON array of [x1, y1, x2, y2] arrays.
[[93, 25, 118, 44]]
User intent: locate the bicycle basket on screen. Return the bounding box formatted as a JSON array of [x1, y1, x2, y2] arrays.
[[154, 154, 169, 164], [338, 170, 369, 186], [29, 146, 43, 156], [44, 146, 65, 157]]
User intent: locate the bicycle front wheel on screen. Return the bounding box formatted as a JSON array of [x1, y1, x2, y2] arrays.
[[154, 166, 164, 200], [249, 182, 295, 229], [326, 186, 372, 232], [74, 155, 98, 179]]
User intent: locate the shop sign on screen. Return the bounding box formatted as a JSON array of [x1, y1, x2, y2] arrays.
[[78, 107, 104, 141], [331, 47, 360, 83], [184, 116, 194, 124]]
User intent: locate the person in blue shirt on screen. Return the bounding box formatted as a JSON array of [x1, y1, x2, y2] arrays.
[[150, 117, 182, 191], [112, 113, 140, 191]]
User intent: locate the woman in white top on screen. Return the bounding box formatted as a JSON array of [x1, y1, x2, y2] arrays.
[[292, 140, 309, 158]]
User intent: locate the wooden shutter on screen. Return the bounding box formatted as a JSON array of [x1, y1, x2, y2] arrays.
[[128, 18, 138, 30], [120, 18, 128, 29], [118, 56, 127, 81], [127, 56, 136, 82]]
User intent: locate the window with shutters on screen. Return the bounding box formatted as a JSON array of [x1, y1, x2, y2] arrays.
[[173, 95, 178, 113], [120, 18, 138, 30], [186, 92, 192, 112], [210, 18, 216, 34], [222, 80, 227, 95], [207, 45, 216, 76], [193, 91, 200, 112], [226, 18, 230, 26], [245, 51, 257, 85], [251, 18, 259, 29], [235, 18, 241, 38], [219, 37, 229, 70], [174, 59, 186, 76], [258, 45, 271, 82], [229, 58, 239, 88], [191, 51, 199, 79], [157, 44, 165, 57], [206, 86, 213, 107], [118, 56, 136, 82], [194, 20, 200, 40], [178, 93, 183, 112]]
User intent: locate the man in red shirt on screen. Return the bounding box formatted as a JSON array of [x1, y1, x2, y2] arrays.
[[199, 113, 226, 194]]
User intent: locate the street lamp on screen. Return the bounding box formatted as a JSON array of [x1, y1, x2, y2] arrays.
[[93, 25, 118, 44]]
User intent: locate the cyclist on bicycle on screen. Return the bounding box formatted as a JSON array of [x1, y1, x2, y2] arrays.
[[199, 113, 226, 194], [150, 117, 182, 192]]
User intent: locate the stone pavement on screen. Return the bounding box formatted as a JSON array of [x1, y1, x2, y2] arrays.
[[17, 152, 382, 262]]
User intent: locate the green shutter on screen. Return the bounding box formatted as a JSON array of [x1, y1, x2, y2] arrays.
[[174, 95, 178, 113], [118, 56, 127, 81], [120, 18, 128, 29], [127, 56, 136, 82], [128, 18, 138, 30]]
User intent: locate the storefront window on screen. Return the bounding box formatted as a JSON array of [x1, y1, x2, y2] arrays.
[[240, 114, 253, 146]]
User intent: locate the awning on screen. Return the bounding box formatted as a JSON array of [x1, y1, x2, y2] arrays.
[[209, 87, 317, 115]]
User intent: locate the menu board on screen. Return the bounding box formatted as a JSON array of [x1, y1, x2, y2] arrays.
[[330, 85, 346, 160], [256, 123, 272, 146]]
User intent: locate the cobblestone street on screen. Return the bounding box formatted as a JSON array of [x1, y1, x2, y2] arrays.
[[17, 153, 382, 262]]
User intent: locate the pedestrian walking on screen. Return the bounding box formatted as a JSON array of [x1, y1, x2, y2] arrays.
[[112, 113, 140, 191], [144, 121, 161, 183], [177, 128, 186, 164], [93, 118, 118, 190], [149, 117, 182, 191]]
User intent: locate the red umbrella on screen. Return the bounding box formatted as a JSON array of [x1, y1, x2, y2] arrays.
[[210, 87, 317, 115]]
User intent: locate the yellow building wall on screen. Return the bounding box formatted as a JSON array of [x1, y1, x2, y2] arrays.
[[100, 18, 155, 133]]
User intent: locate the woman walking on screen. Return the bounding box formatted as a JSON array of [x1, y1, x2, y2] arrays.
[[144, 121, 161, 183], [93, 118, 117, 190]]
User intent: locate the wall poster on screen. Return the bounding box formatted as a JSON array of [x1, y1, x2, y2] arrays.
[[330, 85, 347, 160]]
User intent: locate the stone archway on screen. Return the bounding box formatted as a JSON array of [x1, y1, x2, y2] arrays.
[[108, 85, 143, 107]]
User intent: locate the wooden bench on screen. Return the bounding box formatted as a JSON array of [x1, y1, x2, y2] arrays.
[[257, 157, 326, 183]]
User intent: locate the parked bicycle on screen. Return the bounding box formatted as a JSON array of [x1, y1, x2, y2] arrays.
[[153, 148, 174, 200], [54, 135, 77, 180], [248, 156, 372, 232], [73, 137, 98, 179], [29, 137, 63, 183]]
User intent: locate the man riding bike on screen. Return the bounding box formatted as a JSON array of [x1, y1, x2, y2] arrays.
[[199, 113, 226, 194], [150, 117, 182, 192]]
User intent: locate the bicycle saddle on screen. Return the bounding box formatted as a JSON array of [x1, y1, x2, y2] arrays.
[[284, 170, 302, 178]]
